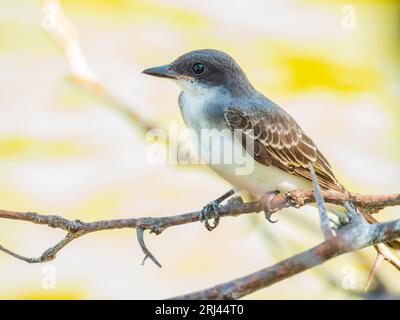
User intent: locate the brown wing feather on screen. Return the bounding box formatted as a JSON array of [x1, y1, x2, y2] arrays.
[[225, 107, 344, 192]]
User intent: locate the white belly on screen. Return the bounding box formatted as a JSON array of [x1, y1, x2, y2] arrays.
[[209, 135, 311, 197], [178, 86, 312, 199], [189, 124, 312, 199]]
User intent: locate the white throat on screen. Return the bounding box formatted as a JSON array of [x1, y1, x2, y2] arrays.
[[175, 79, 225, 131]]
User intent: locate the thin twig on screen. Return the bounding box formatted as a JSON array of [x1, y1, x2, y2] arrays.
[[41, 0, 158, 134], [365, 253, 385, 292], [137, 227, 162, 268]]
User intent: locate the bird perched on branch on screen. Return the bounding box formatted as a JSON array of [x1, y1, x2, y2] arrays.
[[142, 49, 400, 257]]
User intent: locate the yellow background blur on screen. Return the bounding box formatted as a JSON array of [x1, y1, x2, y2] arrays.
[[0, 0, 399, 299]]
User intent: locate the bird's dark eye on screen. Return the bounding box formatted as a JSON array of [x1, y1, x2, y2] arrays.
[[192, 63, 205, 74]]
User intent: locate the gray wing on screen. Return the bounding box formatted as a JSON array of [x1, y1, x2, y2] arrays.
[[224, 106, 344, 192]]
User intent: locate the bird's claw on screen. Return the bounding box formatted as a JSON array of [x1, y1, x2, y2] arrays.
[[330, 209, 352, 230], [264, 210, 279, 223], [200, 200, 220, 231], [262, 190, 280, 223]]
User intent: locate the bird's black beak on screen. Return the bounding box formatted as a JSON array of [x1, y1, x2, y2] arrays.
[[142, 64, 180, 80]]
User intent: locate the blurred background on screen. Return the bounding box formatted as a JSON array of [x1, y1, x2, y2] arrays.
[[0, 0, 399, 299]]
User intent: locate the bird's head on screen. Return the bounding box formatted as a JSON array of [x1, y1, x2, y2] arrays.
[[142, 49, 253, 96]]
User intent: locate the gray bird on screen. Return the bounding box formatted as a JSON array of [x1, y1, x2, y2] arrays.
[[141, 49, 376, 232]]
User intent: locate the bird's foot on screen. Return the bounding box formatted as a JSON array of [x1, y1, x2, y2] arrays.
[[329, 212, 349, 230], [199, 189, 235, 231], [200, 200, 221, 231], [261, 190, 280, 223], [330, 205, 359, 231]]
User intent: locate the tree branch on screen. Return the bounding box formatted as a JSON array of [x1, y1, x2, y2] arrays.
[[0, 190, 399, 268], [172, 216, 400, 299]]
